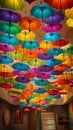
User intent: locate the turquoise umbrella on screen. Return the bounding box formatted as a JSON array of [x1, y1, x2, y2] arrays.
[[0, 33, 19, 45], [34, 88, 46, 93], [0, 54, 13, 64], [0, 21, 22, 34], [34, 78, 49, 86], [22, 40, 39, 49], [46, 58, 62, 66], [47, 48, 64, 55], [13, 83, 26, 90]]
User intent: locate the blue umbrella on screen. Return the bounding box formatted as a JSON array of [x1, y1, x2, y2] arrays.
[[34, 88, 46, 93], [22, 40, 39, 49], [38, 65, 54, 72], [46, 58, 62, 66], [30, 3, 55, 18], [47, 48, 63, 55], [0, 54, 13, 64], [66, 67, 73, 72], [43, 32, 61, 41], [12, 62, 30, 71], [0, 33, 19, 45], [34, 78, 49, 86], [15, 76, 30, 83]]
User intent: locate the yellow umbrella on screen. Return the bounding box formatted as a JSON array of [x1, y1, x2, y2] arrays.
[[0, 64, 13, 72], [16, 30, 36, 41], [55, 53, 73, 61], [40, 40, 54, 49], [63, 59, 73, 66], [65, 7, 73, 18], [66, 18, 73, 27], [57, 72, 73, 79]]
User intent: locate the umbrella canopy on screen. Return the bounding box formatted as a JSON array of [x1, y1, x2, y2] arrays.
[[65, 7, 73, 19], [13, 83, 26, 90], [24, 51, 38, 59], [53, 38, 69, 46], [50, 70, 63, 75], [44, 0, 73, 9], [30, 3, 55, 18], [24, 71, 36, 78], [42, 23, 62, 32], [47, 48, 63, 55], [38, 65, 54, 72], [16, 30, 36, 41], [0, 8, 21, 23], [28, 67, 41, 74], [0, 82, 13, 89], [12, 70, 24, 76], [0, 21, 22, 34], [15, 77, 30, 83], [0, 34, 19, 46], [30, 48, 47, 55], [22, 40, 39, 49], [40, 40, 54, 49], [0, 64, 13, 72], [48, 89, 59, 95], [54, 64, 71, 71], [43, 11, 64, 24], [0, 72, 15, 77], [66, 18, 73, 27], [37, 72, 51, 79], [43, 32, 61, 41], [38, 53, 53, 60], [34, 88, 46, 93], [0, 43, 15, 52], [19, 16, 41, 30], [27, 58, 45, 66], [0, 0, 24, 10], [0, 54, 13, 64], [12, 62, 30, 71], [46, 58, 62, 66], [34, 78, 49, 86]]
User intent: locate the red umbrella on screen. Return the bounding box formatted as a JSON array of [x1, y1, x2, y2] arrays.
[[54, 64, 71, 71], [0, 82, 13, 89], [44, 0, 73, 9], [53, 38, 69, 47], [0, 72, 15, 77]]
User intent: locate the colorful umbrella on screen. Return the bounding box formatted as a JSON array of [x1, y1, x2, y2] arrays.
[[16, 30, 36, 41], [12, 70, 25, 76], [12, 62, 29, 71], [8, 88, 22, 95], [0, 43, 15, 52], [65, 7, 73, 19], [0, 21, 22, 34], [40, 40, 54, 49], [24, 52, 38, 59], [50, 70, 63, 75], [24, 72, 36, 78], [19, 16, 41, 30], [44, 0, 73, 9], [47, 48, 63, 55], [13, 83, 26, 90], [0, 34, 19, 46], [0, 0, 24, 10], [43, 32, 61, 41], [48, 89, 59, 95], [15, 77, 30, 83], [30, 3, 55, 18], [30, 48, 47, 55], [42, 23, 62, 32], [0, 82, 13, 89], [66, 18, 73, 27], [27, 58, 45, 66], [0, 54, 13, 64], [0, 72, 15, 77], [54, 64, 71, 71], [34, 88, 46, 93], [46, 58, 62, 66], [22, 40, 39, 49], [38, 65, 54, 72], [34, 78, 49, 86], [28, 67, 41, 74], [53, 38, 69, 46], [37, 72, 51, 79], [0, 8, 21, 23], [38, 53, 53, 60], [43, 11, 64, 24], [0, 64, 13, 72]]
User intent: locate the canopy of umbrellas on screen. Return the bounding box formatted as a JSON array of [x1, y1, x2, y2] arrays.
[[0, 0, 73, 111]]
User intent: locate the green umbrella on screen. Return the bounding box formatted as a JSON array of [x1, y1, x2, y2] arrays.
[[0, 76, 16, 84], [7, 51, 23, 60], [44, 84, 56, 90], [27, 58, 45, 66], [13, 83, 26, 90], [0, 21, 22, 34]]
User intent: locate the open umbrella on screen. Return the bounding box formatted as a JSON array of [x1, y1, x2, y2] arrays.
[[34, 78, 49, 86], [16, 30, 36, 41], [0, 82, 13, 89], [12, 70, 24, 77], [53, 38, 69, 46], [42, 23, 62, 32], [0, 43, 15, 52], [37, 72, 51, 79], [15, 77, 30, 83], [44, 0, 73, 9], [27, 58, 45, 66], [0, 33, 19, 46], [43, 32, 61, 41], [12, 62, 30, 71], [0, 0, 24, 10], [0, 54, 13, 64], [0, 8, 21, 23], [30, 3, 55, 18], [24, 71, 36, 78], [0, 21, 22, 34], [13, 83, 26, 90], [24, 51, 38, 59], [34, 88, 46, 93], [0, 72, 15, 77], [30, 48, 47, 55], [38, 65, 54, 72], [48, 88, 59, 95], [40, 40, 54, 49], [54, 64, 71, 71], [66, 18, 73, 27], [46, 58, 62, 66], [43, 11, 64, 24], [65, 7, 73, 19], [38, 53, 53, 60], [47, 48, 63, 55], [50, 70, 63, 75], [0, 64, 13, 72], [19, 16, 41, 30], [22, 40, 39, 49], [28, 67, 41, 74]]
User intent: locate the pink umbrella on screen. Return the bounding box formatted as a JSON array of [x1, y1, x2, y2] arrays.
[[37, 72, 51, 79], [0, 43, 15, 52]]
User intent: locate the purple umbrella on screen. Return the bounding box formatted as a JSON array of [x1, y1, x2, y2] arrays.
[[0, 43, 15, 52], [15, 77, 30, 83], [42, 23, 62, 32], [43, 11, 64, 24], [38, 53, 53, 60], [28, 67, 41, 74], [26, 0, 35, 4], [12, 70, 24, 76], [37, 72, 51, 79], [0, 8, 21, 23], [50, 70, 63, 75], [38, 65, 54, 72]]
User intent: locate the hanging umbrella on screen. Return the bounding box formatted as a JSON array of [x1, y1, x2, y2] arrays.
[[46, 58, 62, 66], [43, 11, 64, 24], [0, 21, 22, 34], [0, 43, 15, 52], [22, 40, 39, 49], [54, 64, 71, 71], [40, 40, 54, 49], [30, 48, 47, 55], [0, 54, 13, 64], [30, 3, 55, 18], [66, 18, 73, 27], [15, 76, 30, 83], [16, 30, 36, 41], [53, 38, 69, 46], [43, 32, 61, 41], [65, 45, 73, 55], [48, 89, 59, 95], [0, 0, 24, 10], [0, 8, 21, 23], [19, 16, 41, 30], [44, 0, 73, 9], [12, 62, 30, 71], [38, 65, 54, 72], [12, 70, 25, 77], [34, 78, 49, 86], [0, 34, 19, 46], [42, 23, 62, 32], [65, 7, 73, 19], [55, 79, 70, 85], [25, 0, 35, 4], [44, 84, 56, 90], [0, 77, 16, 84], [34, 88, 46, 93], [50, 70, 63, 75], [13, 83, 26, 90], [24, 72, 36, 78], [38, 53, 53, 60], [8, 88, 22, 95], [0, 72, 15, 77], [55, 53, 73, 61], [0, 64, 13, 72], [26, 83, 38, 90], [28, 67, 41, 74], [37, 72, 51, 79], [47, 48, 63, 55], [0, 82, 13, 89], [24, 51, 38, 59], [27, 58, 45, 66]]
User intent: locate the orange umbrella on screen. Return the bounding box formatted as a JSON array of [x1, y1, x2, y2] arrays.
[[19, 16, 41, 30], [24, 51, 38, 59], [54, 64, 71, 71], [30, 48, 47, 55]]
